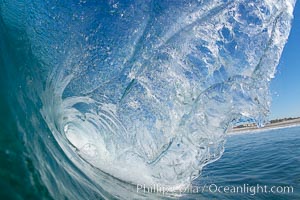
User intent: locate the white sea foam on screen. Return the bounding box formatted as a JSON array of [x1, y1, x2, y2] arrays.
[[38, 0, 295, 189], [1, 0, 294, 197]]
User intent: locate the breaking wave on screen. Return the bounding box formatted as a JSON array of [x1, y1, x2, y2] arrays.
[[0, 0, 295, 199]]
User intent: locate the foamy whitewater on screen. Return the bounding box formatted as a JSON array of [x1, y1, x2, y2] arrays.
[[0, 0, 296, 199]]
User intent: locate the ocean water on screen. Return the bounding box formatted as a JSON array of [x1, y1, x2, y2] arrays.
[[0, 0, 297, 199], [189, 126, 300, 200]]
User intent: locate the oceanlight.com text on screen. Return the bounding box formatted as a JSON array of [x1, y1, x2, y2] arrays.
[[136, 183, 294, 196]]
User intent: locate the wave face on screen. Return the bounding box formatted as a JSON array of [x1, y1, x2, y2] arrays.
[[0, 0, 295, 199]]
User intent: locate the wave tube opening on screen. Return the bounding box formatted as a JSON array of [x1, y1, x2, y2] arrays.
[[0, 0, 296, 199]]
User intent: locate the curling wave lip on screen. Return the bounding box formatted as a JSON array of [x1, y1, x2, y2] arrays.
[[0, 0, 295, 199]]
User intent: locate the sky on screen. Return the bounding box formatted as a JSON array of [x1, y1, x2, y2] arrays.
[[269, 0, 300, 120]]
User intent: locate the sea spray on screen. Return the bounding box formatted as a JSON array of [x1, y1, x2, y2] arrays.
[[0, 0, 296, 198]]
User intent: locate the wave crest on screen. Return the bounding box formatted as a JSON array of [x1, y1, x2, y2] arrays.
[[1, 0, 295, 198]]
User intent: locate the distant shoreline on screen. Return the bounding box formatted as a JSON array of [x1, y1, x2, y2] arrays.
[[228, 117, 300, 134]]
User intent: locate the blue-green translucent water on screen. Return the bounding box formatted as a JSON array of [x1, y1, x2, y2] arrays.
[[0, 0, 298, 199]]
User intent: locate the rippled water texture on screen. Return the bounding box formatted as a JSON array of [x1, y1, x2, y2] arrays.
[[0, 0, 296, 199]]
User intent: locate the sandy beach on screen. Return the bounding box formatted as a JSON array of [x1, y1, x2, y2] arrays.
[[228, 118, 300, 134]]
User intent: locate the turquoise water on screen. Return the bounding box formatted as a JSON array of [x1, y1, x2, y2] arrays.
[[0, 0, 297, 199]]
